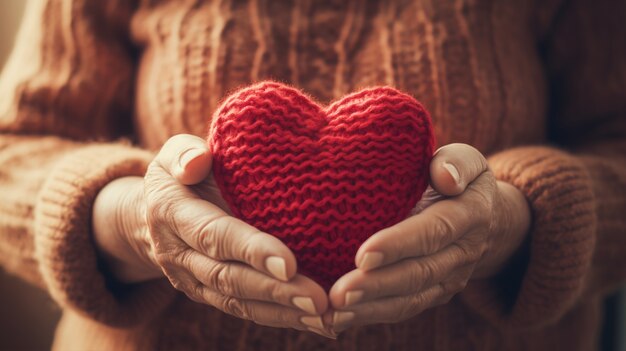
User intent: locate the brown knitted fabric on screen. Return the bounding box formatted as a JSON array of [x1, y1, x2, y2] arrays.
[[0, 0, 624, 350]]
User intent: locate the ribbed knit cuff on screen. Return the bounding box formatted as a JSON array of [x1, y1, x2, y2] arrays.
[[34, 143, 176, 327], [460, 146, 597, 330]]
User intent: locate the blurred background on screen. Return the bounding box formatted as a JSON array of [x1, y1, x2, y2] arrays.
[[0, 1, 61, 350], [0, 1, 624, 351]]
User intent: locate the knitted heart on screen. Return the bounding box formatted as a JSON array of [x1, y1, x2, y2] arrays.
[[208, 81, 435, 290]]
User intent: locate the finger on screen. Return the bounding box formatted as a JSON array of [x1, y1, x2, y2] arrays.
[[155, 134, 213, 185], [166, 266, 337, 339], [178, 249, 327, 313], [147, 135, 297, 281], [355, 170, 495, 271], [429, 143, 488, 196], [330, 243, 477, 308], [150, 198, 298, 281], [190, 282, 336, 338], [147, 205, 298, 282], [191, 285, 322, 331], [157, 263, 334, 338], [331, 284, 448, 333], [355, 196, 473, 271]]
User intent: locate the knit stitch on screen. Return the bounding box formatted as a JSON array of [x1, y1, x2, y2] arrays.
[[208, 82, 435, 289]]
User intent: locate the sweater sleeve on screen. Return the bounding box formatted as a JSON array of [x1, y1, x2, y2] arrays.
[[460, 0, 626, 330], [0, 0, 175, 327]]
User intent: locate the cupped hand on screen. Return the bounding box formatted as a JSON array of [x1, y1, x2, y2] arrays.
[[93, 134, 334, 337], [327, 143, 531, 332]]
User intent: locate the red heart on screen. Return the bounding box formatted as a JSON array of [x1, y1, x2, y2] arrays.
[[208, 81, 435, 290]]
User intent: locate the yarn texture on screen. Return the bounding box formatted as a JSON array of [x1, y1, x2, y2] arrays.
[[208, 81, 435, 289]]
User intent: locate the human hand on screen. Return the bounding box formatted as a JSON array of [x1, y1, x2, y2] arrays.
[[93, 134, 334, 337], [327, 143, 531, 332]]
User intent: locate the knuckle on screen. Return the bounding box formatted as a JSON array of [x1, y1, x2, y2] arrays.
[[176, 248, 193, 267], [421, 261, 436, 286], [408, 261, 430, 289], [452, 243, 473, 263], [457, 252, 475, 267], [432, 213, 457, 242], [198, 215, 230, 259], [197, 228, 219, 259], [206, 264, 233, 295], [222, 296, 249, 320], [240, 234, 265, 266], [218, 295, 236, 316], [191, 281, 205, 298], [218, 266, 237, 296], [371, 273, 384, 297], [268, 279, 286, 303], [409, 291, 427, 309], [456, 243, 480, 265]]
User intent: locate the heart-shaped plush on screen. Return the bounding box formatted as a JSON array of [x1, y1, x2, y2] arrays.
[[208, 81, 435, 290]]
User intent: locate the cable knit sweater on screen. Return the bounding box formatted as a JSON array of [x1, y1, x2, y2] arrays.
[[0, 0, 624, 350]]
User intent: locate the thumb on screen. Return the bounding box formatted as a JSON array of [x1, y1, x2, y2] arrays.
[[157, 134, 213, 185], [429, 143, 488, 196]]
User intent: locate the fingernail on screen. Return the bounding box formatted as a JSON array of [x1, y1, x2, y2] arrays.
[[443, 162, 460, 185], [307, 327, 338, 339], [344, 290, 364, 307], [358, 252, 384, 271], [178, 148, 205, 170], [301, 316, 324, 329], [333, 311, 355, 328], [265, 256, 288, 281], [292, 296, 317, 314]]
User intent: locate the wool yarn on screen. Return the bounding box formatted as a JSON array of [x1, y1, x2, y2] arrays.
[[208, 81, 435, 289]]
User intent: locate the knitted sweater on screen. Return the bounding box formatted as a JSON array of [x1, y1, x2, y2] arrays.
[[0, 0, 624, 350]]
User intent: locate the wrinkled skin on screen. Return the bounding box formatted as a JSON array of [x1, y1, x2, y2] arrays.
[[326, 143, 530, 333], [93, 135, 530, 339], [93, 134, 332, 337]]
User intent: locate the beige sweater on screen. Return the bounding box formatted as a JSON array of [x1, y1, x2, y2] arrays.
[[0, 0, 625, 349]]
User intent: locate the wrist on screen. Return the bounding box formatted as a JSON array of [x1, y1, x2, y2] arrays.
[[93, 176, 161, 283], [474, 181, 531, 278]]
